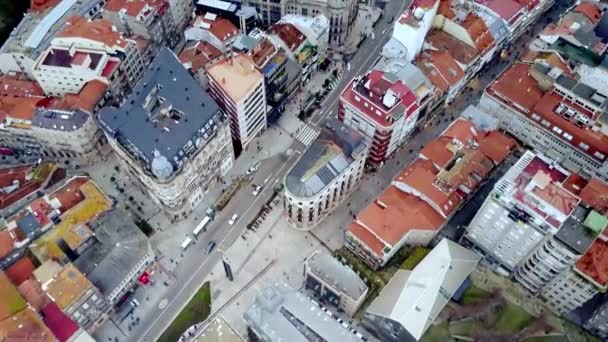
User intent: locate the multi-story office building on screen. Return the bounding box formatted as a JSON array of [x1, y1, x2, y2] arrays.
[[0, 0, 107, 78], [364, 239, 481, 342], [304, 250, 368, 317], [103, 0, 178, 62], [206, 53, 267, 153], [243, 282, 361, 342], [346, 108, 515, 269], [33, 16, 144, 101], [100, 48, 234, 220], [284, 119, 367, 230], [338, 68, 424, 167]]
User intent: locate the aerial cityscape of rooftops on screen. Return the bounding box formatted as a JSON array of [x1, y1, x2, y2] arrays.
[[3, 0, 608, 341]]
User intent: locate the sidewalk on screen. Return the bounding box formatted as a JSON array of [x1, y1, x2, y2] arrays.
[[342, 5, 383, 55]]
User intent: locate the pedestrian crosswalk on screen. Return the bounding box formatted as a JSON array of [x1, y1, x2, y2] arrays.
[[295, 124, 320, 146]]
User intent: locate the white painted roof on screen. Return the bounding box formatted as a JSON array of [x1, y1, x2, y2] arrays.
[[25, 0, 78, 49], [367, 239, 481, 340]]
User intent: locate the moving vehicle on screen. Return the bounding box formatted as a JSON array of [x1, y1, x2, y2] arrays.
[[193, 216, 211, 236], [246, 165, 258, 175], [181, 237, 192, 250], [228, 213, 239, 225], [130, 299, 140, 307], [252, 185, 262, 196], [206, 241, 216, 254]]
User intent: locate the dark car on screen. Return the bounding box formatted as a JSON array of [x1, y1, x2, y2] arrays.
[[206, 241, 217, 254]]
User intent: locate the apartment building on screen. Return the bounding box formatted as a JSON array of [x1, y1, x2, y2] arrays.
[[178, 40, 223, 87], [184, 13, 239, 52], [363, 239, 481, 342], [0, 75, 109, 165], [0, 0, 106, 78], [100, 48, 234, 220], [338, 68, 424, 166], [279, 14, 329, 51], [304, 251, 368, 317], [479, 61, 608, 181], [168, 0, 193, 31], [103, 0, 178, 62], [284, 119, 367, 230], [346, 107, 515, 269], [206, 53, 267, 152], [33, 16, 144, 101]]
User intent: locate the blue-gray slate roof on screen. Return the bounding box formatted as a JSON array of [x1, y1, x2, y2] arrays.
[[99, 48, 220, 171]]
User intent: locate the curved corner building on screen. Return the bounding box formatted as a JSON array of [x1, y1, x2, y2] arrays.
[[284, 118, 367, 230]]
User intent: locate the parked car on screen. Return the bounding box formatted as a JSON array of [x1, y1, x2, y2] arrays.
[[253, 185, 263, 196], [228, 213, 239, 225]]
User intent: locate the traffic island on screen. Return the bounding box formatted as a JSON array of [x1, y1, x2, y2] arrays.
[[158, 282, 211, 342]]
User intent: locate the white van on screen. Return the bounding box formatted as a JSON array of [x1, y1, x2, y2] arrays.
[[181, 237, 193, 250], [193, 216, 211, 236]]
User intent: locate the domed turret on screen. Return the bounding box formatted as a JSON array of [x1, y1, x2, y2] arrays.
[[151, 149, 173, 179]]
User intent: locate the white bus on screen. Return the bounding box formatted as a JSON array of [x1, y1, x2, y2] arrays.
[[181, 237, 193, 250], [193, 216, 211, 237]]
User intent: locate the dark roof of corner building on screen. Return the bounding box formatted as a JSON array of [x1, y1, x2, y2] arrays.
[[285, 119, 365, 198], [99, 48, 221, 170], [554, 206, 599, 255], [74, 208, 150, 298]]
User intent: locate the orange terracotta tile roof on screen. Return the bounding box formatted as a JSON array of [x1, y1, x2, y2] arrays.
[[521, 51, 575, 77], [30, 0, 61, 13], [517, 0, 539, 10], [270, 23, 306, 52], [478, 131, 516, 165], [193, 14, 238, 42], [354, 185, 443, 249], [421, 118, 481, 167], [532, 91, 608, 160], [0, 96, 43, 122], [574, 2, 602, 25], [251, 38, 278, 69], [486, 62, 544, 112], [462, 12, 495, 53], [5, 257, 36, 287], [576, 239, 608, 288], [0, 307, 54, 342], [347, 222, 385, 256], [580, 179, 608, 215], [59, 16, 128, 48], [395, 159, 463, 218], [0, 231, 16, 260], [105, 0, 168, 17], [18, 279, 50, 311], [179, 41, 223, 73], [415, 50, 464, 93], [562, 173, 588, 196], [0, 75, 44, 98], [46, 80, 107, 113], [426, 29, 479, 65], [48, 177, 88, 213]]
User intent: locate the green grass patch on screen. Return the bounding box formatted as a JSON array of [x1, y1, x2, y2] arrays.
[[460, 285, 491, 305], [401, 247, 431, 270], [421, 322, 455, 342], [448, 319, 477, 337], [494, 303, 534, 333], [158, 282, 212, 342], [523, 336, 568, 342]]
